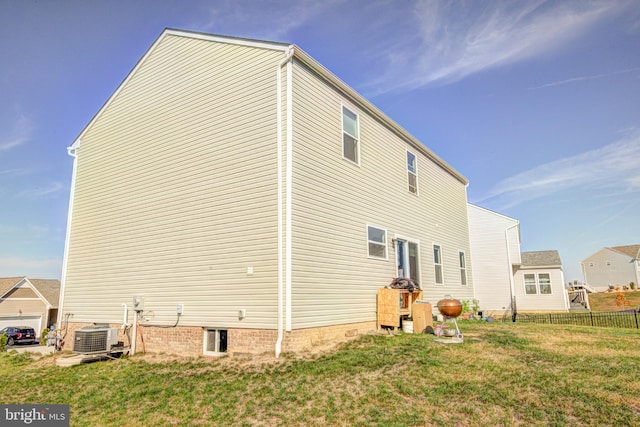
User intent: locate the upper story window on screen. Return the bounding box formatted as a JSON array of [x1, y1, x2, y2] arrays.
[[433, 244, 443, 285], [459, 251, 467, 286], [407, 151, 418, 194], [367, 225, 387, 259], [342, 106, 360, 165], [605, 260, 612, 267]]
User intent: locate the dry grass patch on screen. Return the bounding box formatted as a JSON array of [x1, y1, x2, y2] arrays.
[[1, 322, 639, 426]]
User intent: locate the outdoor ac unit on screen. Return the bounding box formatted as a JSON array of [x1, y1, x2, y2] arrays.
[[73, 326, 119, 354]]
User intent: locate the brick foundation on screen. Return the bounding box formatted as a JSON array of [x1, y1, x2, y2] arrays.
[[62, 320, 377, 357]]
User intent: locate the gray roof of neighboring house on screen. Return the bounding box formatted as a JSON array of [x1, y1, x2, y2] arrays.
[[609, 245, 640, 259], [521, 250, 562, 267], [0, 277, 23, 297], [29, 279, 61, 308], [0, 277, 60, 307]]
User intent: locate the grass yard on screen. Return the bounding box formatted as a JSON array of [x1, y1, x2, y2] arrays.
[[1, 322, 639, 426], [588, 290, 640, 312]]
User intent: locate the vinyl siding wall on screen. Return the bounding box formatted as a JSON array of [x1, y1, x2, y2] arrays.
[[290, 60, 474, 328], [64, 35, 283, 329], [513, 267, 568, 311], [582, 249, 637, 288], [467, 205, 519, 312]]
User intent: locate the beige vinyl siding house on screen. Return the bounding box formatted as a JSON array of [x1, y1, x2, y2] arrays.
[[581, 245, 640, 291], [513, 251, 569, 312], [0, 277, 60, 335], [59, 29, 474, 357]]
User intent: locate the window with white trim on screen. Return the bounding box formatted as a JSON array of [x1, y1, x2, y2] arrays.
[[342, 106, 359, 164], [524, 274, 537, 294], [459, 251, 467, 286], [539, 273, 552, 294], [433, 244, 443, 285], [204, 329, 227, 355], [524, 273, 552, 295], [407, 151, 418, 194], [367, 225, 387, 259]]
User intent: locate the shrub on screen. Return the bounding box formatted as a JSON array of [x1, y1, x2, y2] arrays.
[[461, 300, 471, 314], [40, 328, 49, 346], [630, 282, 636, 291], [0, 333, 7, 352]]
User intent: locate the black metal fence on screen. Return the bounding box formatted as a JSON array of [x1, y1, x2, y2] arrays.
[[512, 311, 640, 329]]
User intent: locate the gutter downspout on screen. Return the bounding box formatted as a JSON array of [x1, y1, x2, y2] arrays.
[[505, 223, 519, 322], [275, 46, 294, 358], [57, 144, 79, 330]]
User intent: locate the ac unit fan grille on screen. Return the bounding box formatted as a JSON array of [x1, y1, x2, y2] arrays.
[[74, 330, 109, 354]]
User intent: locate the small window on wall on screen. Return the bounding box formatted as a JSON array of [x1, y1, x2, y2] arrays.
[[524, 274, 537, 294], [342, 106, 359, 164], [539, 273, 552, 294], [407, 151, 418, 194], [434, 245, 443, 285], [367, 225, 387, 259], [459, 251, 467, 286], [204, 329, 228, 355], [605, 260, 612, 267]]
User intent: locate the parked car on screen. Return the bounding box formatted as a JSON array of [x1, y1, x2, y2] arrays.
[[0, 326, 37, 346]]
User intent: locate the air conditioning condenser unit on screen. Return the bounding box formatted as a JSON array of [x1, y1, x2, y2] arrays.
[[73, 326, 119, 354]]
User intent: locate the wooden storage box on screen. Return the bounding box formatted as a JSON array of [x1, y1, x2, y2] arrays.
[[377, 288, 423, 329]]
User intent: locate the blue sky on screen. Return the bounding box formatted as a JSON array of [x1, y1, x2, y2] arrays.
[[1, 0, 639, 282]]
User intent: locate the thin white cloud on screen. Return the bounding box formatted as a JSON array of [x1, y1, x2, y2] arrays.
[[475, 129, 640, 209], [195, 0, 343, 41], [0, 168, 31, 176], [528, 67, 640, 90], [366, 0, 629, 94], [0, 114, 32, 152], [17, 182, 64, 199]]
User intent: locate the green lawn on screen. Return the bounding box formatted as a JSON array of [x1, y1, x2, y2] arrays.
[[2, 322, 639, 426]]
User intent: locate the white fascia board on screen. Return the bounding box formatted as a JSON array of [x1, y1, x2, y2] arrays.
[[292, 47, 468, 185], [69, 29, 290, 151], [21, 279, 52, 308], [0, 277, 25, 299], [164, 28, 290, 52], [468, 203, 519, 223]]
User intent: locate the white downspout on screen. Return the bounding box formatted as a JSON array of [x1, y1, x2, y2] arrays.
[[285, 55, 293, 332], [505, 223, 519, 321], [57, 144, 79, 330], [275, 46, 294, 358]]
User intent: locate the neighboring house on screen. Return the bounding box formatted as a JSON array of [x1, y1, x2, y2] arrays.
[[0, 277, 60, 336], [581, 245, 640, 291], [468, 205, 569, 314], [513, 251, 569, 312], [467, 204, 521, 313], [59, 29, 475, 357]]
